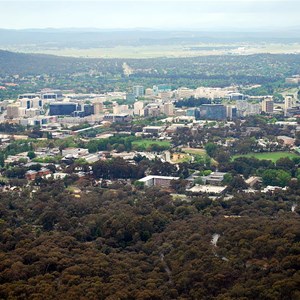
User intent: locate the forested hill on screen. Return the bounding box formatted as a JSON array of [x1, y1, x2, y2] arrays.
[[1, 50, 300, 77], [0, 50, 123, 76], [1, 50, 300, 89]]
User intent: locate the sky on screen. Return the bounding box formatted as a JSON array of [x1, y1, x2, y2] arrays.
[[0, 0, 299, 31]]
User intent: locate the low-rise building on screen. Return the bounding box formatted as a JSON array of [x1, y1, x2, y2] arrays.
[[187, 185, 227, 195], [62, 148, 89, 158], [138, 175, 179, 187], [201, 172, 227, 185], [277, 136, 295, 146], [103, 114, 132, 123]]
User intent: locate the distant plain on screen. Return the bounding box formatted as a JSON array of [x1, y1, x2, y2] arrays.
[[4, 43, 300, 58]]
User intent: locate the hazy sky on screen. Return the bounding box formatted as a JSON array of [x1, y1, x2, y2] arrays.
[[0, 0, 299, 30]]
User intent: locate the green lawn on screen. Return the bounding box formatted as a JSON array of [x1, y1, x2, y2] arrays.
[[232, 152, 299, 162], [132, 139, 171, 150]]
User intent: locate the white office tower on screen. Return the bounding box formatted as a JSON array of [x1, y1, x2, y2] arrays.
[[112, 102, 119, 114], [163, 102, 174, 116], [284, 95, 295, 110], [133, 85, 145, 97], [226, 105, 235, 120], [261, 98, 274, 113], [284, 95, 296, 116], [134, 101, 144, 116]]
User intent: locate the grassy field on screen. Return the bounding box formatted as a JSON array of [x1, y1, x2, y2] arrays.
[[232, 152, 299, 162], [182, 148, 207, 155], [171, 153, 191, 164], [132, 139, 171, 150]]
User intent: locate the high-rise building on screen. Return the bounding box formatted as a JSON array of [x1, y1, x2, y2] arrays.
[[93, 100, 104, 115], [284, 95, 295, 110], [133, 85, 145, 98], [261, 98, 274, 113], [226, 105, 237, 120], [112, 102, 119, 114], [163, 102, 174, 116], [200, 104, 226, 120], [134, 101, 144, 116], [73, 104, 94, 117], [49, 102, 78, 116]]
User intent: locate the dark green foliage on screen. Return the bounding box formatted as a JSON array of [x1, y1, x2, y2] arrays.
[[205, 142, 218, 158], [262, 169, 292, 187], [0, 182, 299, 299]]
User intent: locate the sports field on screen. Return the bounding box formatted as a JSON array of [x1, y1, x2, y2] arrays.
[[132, 139, 171, 150], [232, 152, 299, 162]]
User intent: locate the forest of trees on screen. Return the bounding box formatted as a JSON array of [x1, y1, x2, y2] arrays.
[[0, 178, 299, 299]]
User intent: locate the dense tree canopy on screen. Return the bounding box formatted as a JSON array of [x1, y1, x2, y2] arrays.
[[0, 179, 299, 299]]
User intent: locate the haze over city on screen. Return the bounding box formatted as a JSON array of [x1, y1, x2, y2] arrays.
[[0, 0, 299, 31]]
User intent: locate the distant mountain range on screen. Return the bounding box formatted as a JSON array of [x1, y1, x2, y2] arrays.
[[0, 28, 300, 49]]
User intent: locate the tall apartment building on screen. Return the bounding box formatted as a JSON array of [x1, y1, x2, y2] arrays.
[[133, 85, 145, 98], [284, 95, 296, 110], [261, 98, 274, 114]]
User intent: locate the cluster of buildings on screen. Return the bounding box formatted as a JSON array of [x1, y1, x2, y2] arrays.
[[1, 84, 299, 128], [285, 75, 300, 85]]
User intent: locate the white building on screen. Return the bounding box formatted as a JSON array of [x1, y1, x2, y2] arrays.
[[163, 102, 174, 116], [134, 101, 144, 116], [133, 85, 144, 97], [62, 148, 89, 158], [138, 175, 179, 187]]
